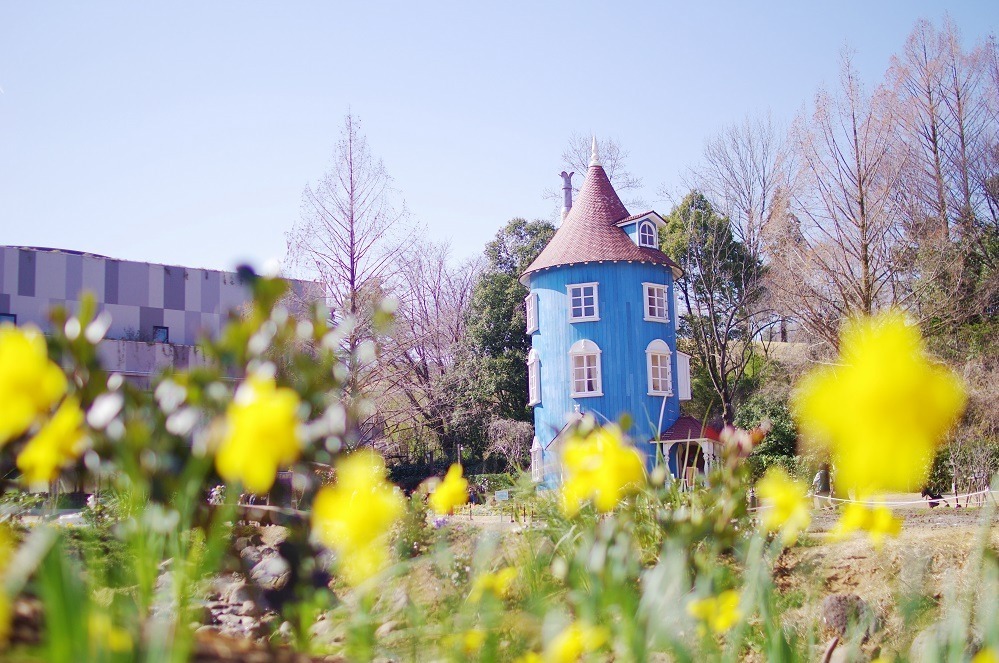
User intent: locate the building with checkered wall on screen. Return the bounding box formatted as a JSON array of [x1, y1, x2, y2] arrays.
[[0, 245, 312, 384]]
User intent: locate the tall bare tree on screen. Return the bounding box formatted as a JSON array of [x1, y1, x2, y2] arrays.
[[687, 115, 795, 259], [285, 113, 414, 399], [378, 241, 484, 461], [772, 53, 913, 347]]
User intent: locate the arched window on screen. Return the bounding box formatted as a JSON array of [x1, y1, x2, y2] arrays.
[[530, 436, 543, 482], [569, 339, 603, 397], [527, 348, 541, 406], [638, 221, 658, 248], [646, 339, 673, 396]]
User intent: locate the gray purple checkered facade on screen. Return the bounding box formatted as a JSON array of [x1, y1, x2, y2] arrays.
[[0, 246, 315, 383]]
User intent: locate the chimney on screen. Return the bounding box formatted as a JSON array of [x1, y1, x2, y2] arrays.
[[560, 171, 574, 221]]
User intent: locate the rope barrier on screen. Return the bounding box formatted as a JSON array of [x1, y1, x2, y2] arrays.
[[747, 488, 998, 511]]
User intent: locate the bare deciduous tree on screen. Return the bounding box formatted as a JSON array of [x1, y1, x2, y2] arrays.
[[687, 114, 795, 259], [285, 113, 415, 399], [544, 133, 645, 212], [773, 53, 912, 347], [378, 241, 484, 461], [485, 418, 534, 470]]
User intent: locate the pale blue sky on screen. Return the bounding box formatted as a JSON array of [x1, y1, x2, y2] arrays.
[[1, 2, 997, 272]]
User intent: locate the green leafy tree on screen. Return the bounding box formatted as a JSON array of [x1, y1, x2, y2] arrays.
[[465, 218, 555, 422], [662, 192, 766, 424]]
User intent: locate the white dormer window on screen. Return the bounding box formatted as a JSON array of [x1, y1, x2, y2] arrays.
[[525, 292, 538, 334], [639, 221, 658, 248], [646, 339, 673, 396], [567, 283, 599, 322], [569, 339, 602, 397], [527, 348, 541, 405], [643, 283, 669, 322]]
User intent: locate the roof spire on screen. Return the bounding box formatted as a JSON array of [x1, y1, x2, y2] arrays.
[[589, 136, 601, 167]]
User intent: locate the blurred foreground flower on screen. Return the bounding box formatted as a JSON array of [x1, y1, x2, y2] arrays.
[[831, 503, 902, 549], [546, 621, 609, 663], [756, 468, 811, 545], [312, 450, 404, 586], [16, 397, 86, 486], [0, 324, 67, 445], [215, 373, 302, 494], [561, 423, 645, 516], [972, 648, 998, 663], [429, 463, 468, 515], [468, 566, 518, 602], [687, 589, 742, 635], [89, 613, 132, 654], [793, 310, 966, 494]]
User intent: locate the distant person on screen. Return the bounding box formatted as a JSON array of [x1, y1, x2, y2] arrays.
[[812, 463, 832, 509]]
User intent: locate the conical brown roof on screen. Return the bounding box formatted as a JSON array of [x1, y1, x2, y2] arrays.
[[521, 164, 681, 284]]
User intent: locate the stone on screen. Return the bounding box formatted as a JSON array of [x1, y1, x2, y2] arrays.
[[240, 545, 264, 568], [821, 594, 878, 641], [250, 555, 291, 591]]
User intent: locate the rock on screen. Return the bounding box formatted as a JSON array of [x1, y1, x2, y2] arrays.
[[375, 620, 398, 638], [821, 594, 878, 641], [220, 580, 254, 605], [250, 555, 291, 591], [236, 600, 258, 616], [240, 545, 264, 568]]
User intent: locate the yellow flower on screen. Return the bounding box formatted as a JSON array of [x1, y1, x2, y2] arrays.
[[756, 468, 811, 545], [546, 622, 609, 663], [687, 589, 742, 635], [311, 450, 405, 586], [972, 648, 999, 663], [0, 325, 67, 445], [469, 566, 518, 602], [429, 463, 469, 515], [561, 424, 645, 516], [831, 503, 902, 549], [461, 628, 486, 655], [17, 397, 86, 485], [793, 310, 965, 494], [215, 374, 301, 494], [514, 653, 543, 663], [89, 613, 132, 653]]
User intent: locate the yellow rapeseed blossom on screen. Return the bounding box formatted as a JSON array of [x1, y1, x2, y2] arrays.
[[831, 503, 902, 549], [0, 325, 67, 445], [17, 397, 86, 485], [687, 589, 742, 635], [756, 468, 811, 545], [468, 566, 518, 602], [215, 374, 301, 494], [561, 424, 645, 516], [429, 463, 469, 515], [312, 450, 405, 587], [972, 648, 998, 663], [460, 629, 486, 655], [545, 621, 609, 663], [793, 310, 965, 494], [514, 653, 543, 663]]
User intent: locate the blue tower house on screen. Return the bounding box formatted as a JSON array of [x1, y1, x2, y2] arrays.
[[523, 140, 698, 484]]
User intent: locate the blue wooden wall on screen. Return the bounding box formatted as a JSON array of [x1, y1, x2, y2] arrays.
[[527, 260, 680, 475]]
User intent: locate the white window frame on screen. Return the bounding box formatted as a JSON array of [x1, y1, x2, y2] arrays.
[[642, 283, 670, 322], [646, 339, 673, 396], [530, 437, 543, 482], [527, 348, 541, 406], [569, 339, 603, 397], [566, 282, 600, 322], [525, 292, 538, 334], [638, 220, 658, 248]]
